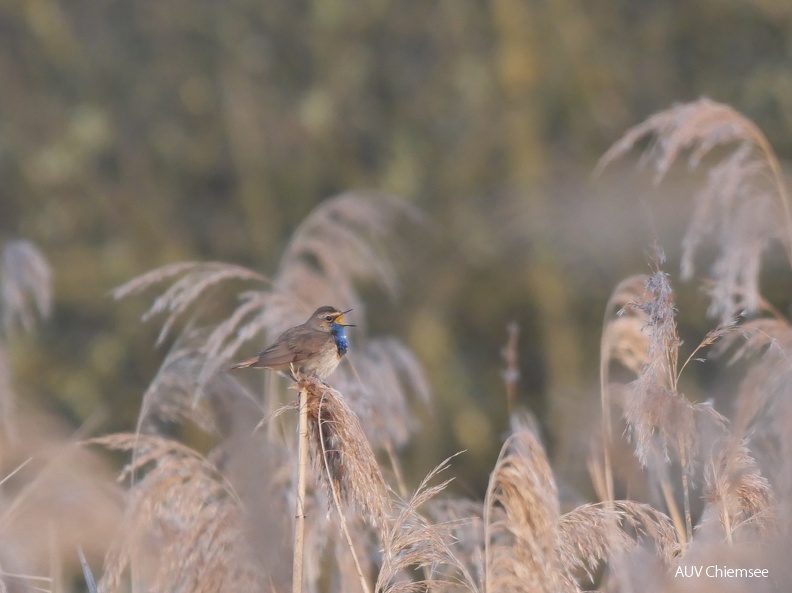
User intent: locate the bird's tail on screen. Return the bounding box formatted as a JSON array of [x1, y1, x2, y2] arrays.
[[226, 355, 260, 371]]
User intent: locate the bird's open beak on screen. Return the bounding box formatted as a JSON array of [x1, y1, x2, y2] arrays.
[[336, 309, 355, 327]]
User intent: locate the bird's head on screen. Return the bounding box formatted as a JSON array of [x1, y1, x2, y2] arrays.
[[309, 306, 355, 332]]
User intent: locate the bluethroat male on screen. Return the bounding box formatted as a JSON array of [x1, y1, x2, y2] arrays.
[[227, 306, 354, 380]]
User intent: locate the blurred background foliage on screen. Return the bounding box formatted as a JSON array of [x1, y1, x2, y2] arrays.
[[2, 0, 792, 495]]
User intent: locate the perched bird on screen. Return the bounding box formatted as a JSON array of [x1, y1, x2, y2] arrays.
[[227, 306, 354, 380]]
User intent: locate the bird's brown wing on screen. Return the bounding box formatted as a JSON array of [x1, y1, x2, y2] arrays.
[[252, 327, 329, 368]]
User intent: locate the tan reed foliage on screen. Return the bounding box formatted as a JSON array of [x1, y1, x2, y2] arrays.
[[266, 194, 431, 469], [375, 455, 478, 593], [114, 194, 428, 449], [299, 376, 389, 529], [135, 325, 265, 435], [483, 428, 676, 593], [269, 192, 424, 335], [702, 439, 774, 542], [601, 275, 652, 379], [484, 429, 568, 592], [600, 274, 652, 502], [112, 261, 268, 346], [597, 97, 792, 323], [426, 497, 487, 590], [620, 265, 727, 471], [0, 411, 122, 593], [0, 240, 52, 441], [716, 317, 792, 508], [89, 433, 266, 593], [0, 346, 14, 443], [0, 240, 51, 337], [335, 336, 431, 451], [723, 318, 792, 435], [617, 262, 736, 545], [558, 500, 678, 580]]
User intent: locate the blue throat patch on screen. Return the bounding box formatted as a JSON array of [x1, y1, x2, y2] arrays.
[[331, 323, 349, 356]]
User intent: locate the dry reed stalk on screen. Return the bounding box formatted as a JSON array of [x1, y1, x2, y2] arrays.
[[501, 322, 520, 415], [658, 478, 687, 549], [79, 546, 99, 593], [597, 98, 792, 323], [0, 347, 15, 445], [292, 385, 309, 593]]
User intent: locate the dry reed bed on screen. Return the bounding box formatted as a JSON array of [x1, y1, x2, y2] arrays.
[[2, 101, 792, 592]]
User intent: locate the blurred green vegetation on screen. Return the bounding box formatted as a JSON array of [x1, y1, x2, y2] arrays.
[[3, 0, 792, 494]]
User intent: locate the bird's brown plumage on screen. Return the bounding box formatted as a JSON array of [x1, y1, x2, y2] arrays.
[[227, 305, 352, 380]]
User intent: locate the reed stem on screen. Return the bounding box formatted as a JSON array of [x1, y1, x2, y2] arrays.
[[292, 388, 309, 593]]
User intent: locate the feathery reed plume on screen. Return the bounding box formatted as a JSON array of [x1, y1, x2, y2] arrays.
[[621, 261, 728, 543], [1, 240, 51, 337], [136, 326, 221, 434], [601, 275, 652, 379], [483, 428, 678, 593], [597, 98, 792, 322], [292, 376, 392, 593], [0, 240, 51, 441], [300, 376, 389, 528], [375, 456, 478, 593], [483, 430, 569, 593], [0, 412, 121, 593], [622, 269, 696, 467], [702, 440, 774, 543], [89, 433, 266, 593], [270, 192, 424, 334], [558, 500, 678, 580], [135, 325, 264, 435], [722, 318, 792, 436], [426, 498, 486, 590], [112, 261, 269, 346]]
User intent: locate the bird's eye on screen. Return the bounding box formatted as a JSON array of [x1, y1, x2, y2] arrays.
[[324, 315, 333, 322]]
